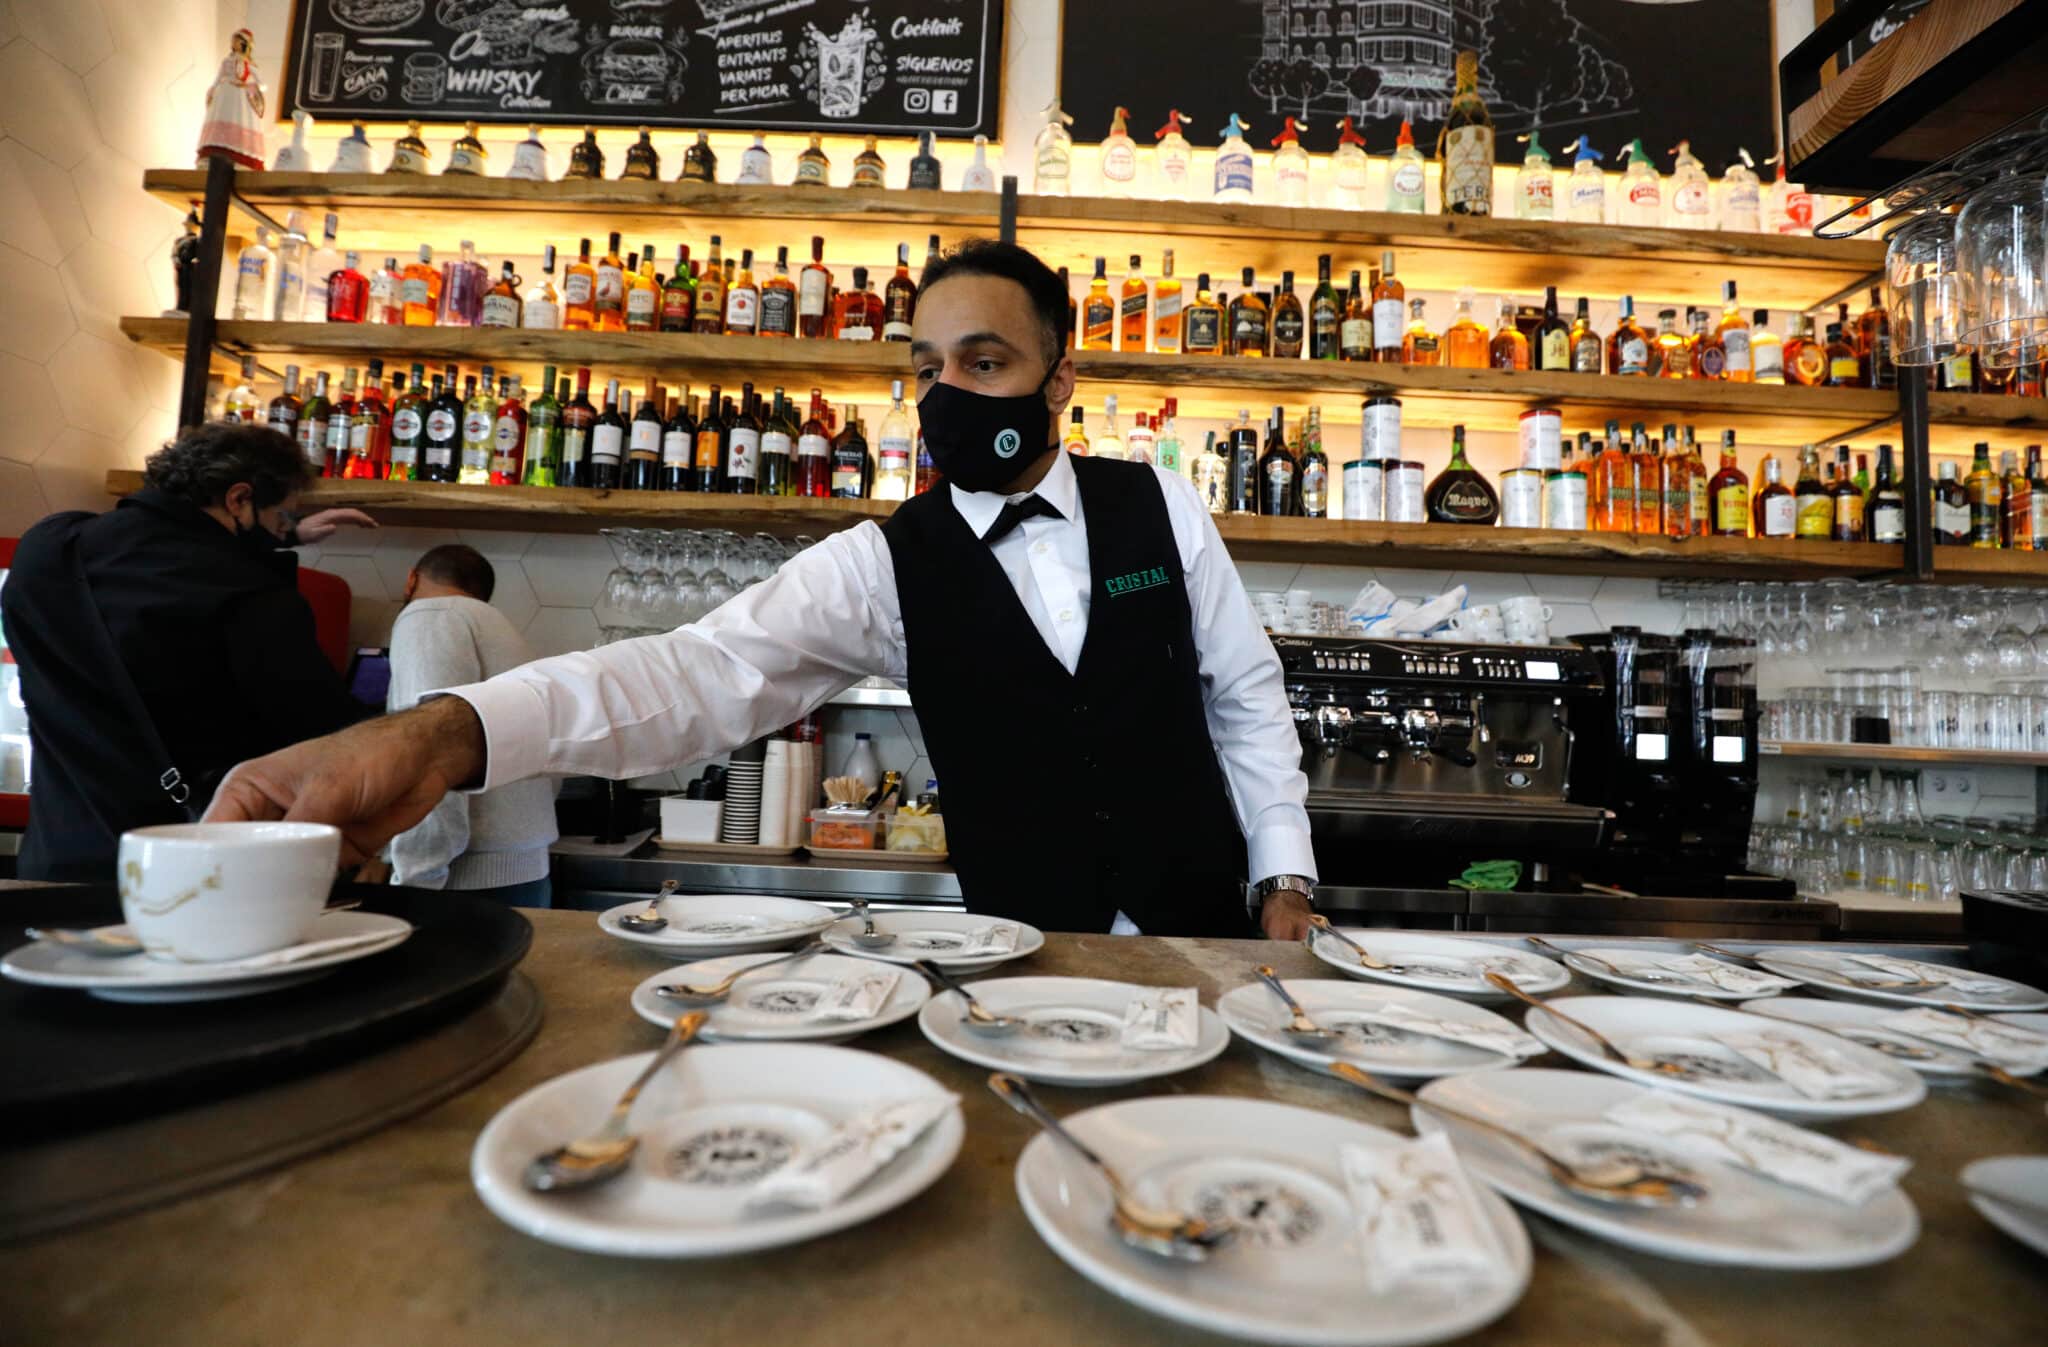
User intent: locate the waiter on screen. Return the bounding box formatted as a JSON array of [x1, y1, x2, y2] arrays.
[[209, 240, 1319, 939]]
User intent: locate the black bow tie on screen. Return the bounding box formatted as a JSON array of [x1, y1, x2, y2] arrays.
[[981, 493, 1061, 544]]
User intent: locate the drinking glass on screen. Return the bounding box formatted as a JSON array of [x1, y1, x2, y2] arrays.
[[1887, 209, 1967, 365], [1906, 845, 1939, 903], [1956, 171, 2048, 363]]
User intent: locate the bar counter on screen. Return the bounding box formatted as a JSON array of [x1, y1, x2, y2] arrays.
[[12, 910, 2045, 1346]]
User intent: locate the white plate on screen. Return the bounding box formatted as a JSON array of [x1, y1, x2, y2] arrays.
[[918, 976, 1230, 1086], [0, 911, 413, 1002], [821, 910, 1044, 972], [1736, 996, 1986, 1076], [1217, 979, 1540, 1080], [597, 894, 837, 958], [471, 1042, 962, 1258], [1961, 1155, 2048, 1258], [1996, 1011, 2048, 1036], [1414, 1069, 1919, 1269], [1521, 995, 1926, 1118], [1562, 948, 1792, 1001], [628, 951, 928, 1043], [1308, 927, 1567, 1000], [1750, 949, 2048, 1012], [1013, 1094, 1530, 1346]]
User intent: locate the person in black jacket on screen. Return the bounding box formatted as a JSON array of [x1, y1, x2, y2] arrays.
[[2, 421, 376, 880]]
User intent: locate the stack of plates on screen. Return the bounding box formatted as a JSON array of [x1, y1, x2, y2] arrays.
[[718, 758, 764, 846]]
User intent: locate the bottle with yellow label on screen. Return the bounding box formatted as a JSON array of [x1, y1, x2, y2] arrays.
[[1438, 51, 1494, 216], [1709, 430, 1750, 536], [1966, 442, 2004, 547], [1793, 445, 1832, 539]]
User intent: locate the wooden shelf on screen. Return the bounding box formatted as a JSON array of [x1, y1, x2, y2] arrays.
[[100, 469, 1903, 578], [140, 171, 1884, 311], [1926, 390, 2048, 455], [1924, 545, 2048, 585], [1762, 741, 2048, 769]]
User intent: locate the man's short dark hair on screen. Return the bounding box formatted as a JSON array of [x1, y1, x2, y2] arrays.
[[142, 421, 312, 510], [414, 543, 495, 601], [916, 238, 1071, 363]]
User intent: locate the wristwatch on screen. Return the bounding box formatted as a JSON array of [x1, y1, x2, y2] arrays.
[[1249, 874, 1315, 915]]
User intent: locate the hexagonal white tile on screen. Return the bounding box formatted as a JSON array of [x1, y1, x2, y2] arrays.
[[14, 0, 113, 74], [57, 237, 159, 342], [0, 39, 100, 168], [83, 53, 188, 174], [0, 243, 75, 362], [521, 532, 618, 607], [1232, 560, 1303, 593], [0, 352, 62, 464], [306, 552, 385, 605], [48, 331, 147, 439], [521, 605, 600, 658], [371, 529, 465, 597], [457, 528, 533, 560], [104, 0, 210, 78], [31, 425, 127, 515], [487, 563, 540, 631], [0, 457, 50, 535], [71, 144, 180, 260], [0, 139, 85, 266]]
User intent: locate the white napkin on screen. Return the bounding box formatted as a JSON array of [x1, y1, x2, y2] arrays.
[[1349, 1002, 1543, 1059], [1712, 1030, 1898, 1099], [958, 922, 1020, 956], [1344, 580, 1399, 627], [1121, 987, 1200, 1051], [1387, 585, 1468, 637], [1604, 1091, 1909, 1204], [177, 929, 399, 973], [812, 968, 901, 1022], [744, 1093, 959, 1212], [1617, 953, 1798, 995], [1342, 1132, 1511, 1295], [1841, 953, 2009, 995], [1879, 1008, 2048, 1072]]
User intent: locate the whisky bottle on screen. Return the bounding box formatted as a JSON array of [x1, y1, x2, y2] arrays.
[[1082, 257, 1115, 351], [1489, 299, 1529, 371], [1370, 253, 1404, 361], [1629, 421, 1661, 534], [266, 364, 302, 442], [1444, 289, 1488, 368], [1591, 419, 1631, 532], [594, 231, 626, 332], [1784, 314, 1827, 385], [1153, 249, 1183, 355], [831, 267, 881, 340], [1653, 309, 1690, 378], [881, 243, 916, 343], [2030, 444, 2048, 548], [680, 131, 717, 183], [1824, 322, 1861, 386], [851, 136, 886, 189], [908, 131, 942, 190], [620, 127, 658, 181], [1439, 51, 1494, 216], [1401, 299, 1440, 365], [797, 236, 832, 338], [1793, 446, 1832, 540], [1229, 266, 1269, 357], [562, 238, 595, 330], [401, 244, 438, 326], [1568, 298, 1603, 373], [2001, 449, 2032, 549], [1535, 286, 1570, 371], [1709, 430, 1750, 536], [1609, 297, 1652, 376], [1339, 270, 1372, 361], [1427, 425, 1500, 522], [1300, 407, 1329, 518], [1119, 254, 1149, 352], [1750, 309, 1784, 384], [1830, 446, 1865, 541], [1753, 456, 1794, 538], [1257, 407, 1298, 516], [625, 244, 659, 333], [1184, 272, 1224, 355], [694, 235, 726, 335], [1659, 424, 1692, 539], [1865, 444, 1905, 542], [1966, 442, 2003, 547], [1684, 426, 1709, 535], [1858, 286, 1896, 389], [795, 134, 831, 187], [1309, 254, 1340, 360], [1271, 270, 1305, 359], [760, 245, 797, 338], [1930, 461, 1968, 543], [1691, 308, 1726, 379], [1717, 283, 1753, 381]]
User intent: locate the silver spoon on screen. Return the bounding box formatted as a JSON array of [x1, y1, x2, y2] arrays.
[[1253, 965, 1339, 1043], [1325, 1061, 1706, 1208], [1485, 972, 1694, 1078], [918, 958, 1026, 1036], [848, 898, 897, 949], [28, 899, 365, 957], [524, 1010, 708, 1192], [1695, 943, 1943, 992], [654, 940, 828, 1004], [987, 1072, 1235, 1261], [616, 880, 679, 934], [1526, 936, 1696, 988]]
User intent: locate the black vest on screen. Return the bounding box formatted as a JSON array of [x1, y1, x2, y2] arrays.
[[881, 454, 1250, 936]]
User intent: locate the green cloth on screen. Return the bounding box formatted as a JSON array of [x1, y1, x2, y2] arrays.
[[1448, 860, 1523, 892]]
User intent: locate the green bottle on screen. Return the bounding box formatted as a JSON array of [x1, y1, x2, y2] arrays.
[[522, 362, 561, 487]]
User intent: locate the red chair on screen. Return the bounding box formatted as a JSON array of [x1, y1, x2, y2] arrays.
[[296, 566, 353, 675]]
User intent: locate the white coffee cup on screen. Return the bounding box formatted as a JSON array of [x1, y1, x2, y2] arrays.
[[1501, 596, 1555, 645], [1447, 604, 1505, 642], [117, 822, 341, 962]]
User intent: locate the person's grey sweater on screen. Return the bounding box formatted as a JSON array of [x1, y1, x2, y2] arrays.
[[387, 595, 557, 889]]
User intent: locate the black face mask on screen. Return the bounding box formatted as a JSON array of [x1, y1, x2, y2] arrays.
[[916, 361, 1058, 493], [235, 509, 291, 554]]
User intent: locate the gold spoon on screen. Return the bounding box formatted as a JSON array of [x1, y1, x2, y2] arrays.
[[524, 1011, 708, 1192], [1485, 972, 1692, 1078]]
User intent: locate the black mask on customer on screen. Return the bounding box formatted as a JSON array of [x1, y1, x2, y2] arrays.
[[916, 359, 1058, 493], [235, 507, 290, 553]]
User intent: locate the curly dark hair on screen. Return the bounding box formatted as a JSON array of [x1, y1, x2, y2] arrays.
[[916, 238, 1071, 363], [142, 421, 313, 510]]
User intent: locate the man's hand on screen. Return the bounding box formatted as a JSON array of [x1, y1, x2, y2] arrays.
[[205, 697, 488, 867], [294, 508, 377, 545], [1259, 890, 1314, 942]]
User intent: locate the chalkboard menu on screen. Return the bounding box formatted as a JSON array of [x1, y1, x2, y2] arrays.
[[1834, 0, 1931, 68], [1058, 0, 1775, 173], [283, 0, 1002, 137]]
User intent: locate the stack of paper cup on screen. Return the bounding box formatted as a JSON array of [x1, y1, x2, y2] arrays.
[[719, 739, 766, 845], [759, 741, 792, 848]]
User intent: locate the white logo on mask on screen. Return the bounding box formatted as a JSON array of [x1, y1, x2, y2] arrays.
[[994, 427, 1021, 458]]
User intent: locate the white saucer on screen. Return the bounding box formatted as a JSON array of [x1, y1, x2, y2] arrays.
[[1218, 978, 1539, 1080], [821, 911, 1044, 972], [1013, 1094, 1531, 1346], [1750, 949, 2048, 1012], [1961, 1155, 2048, 1258], [1415, 1069, 1920, 1269], [1736, 996, 1986, 1076], [1562, 948, 1795, 1001], [1308, 928, 1567, 1000], [918, 976, 1230, 1087], [628, 951, 928, 1043], [1521, 995, 1926, 1118], [597, 893, 837, 958], [471, 1042, 962, 1258], [0, 911, 413, 1002]]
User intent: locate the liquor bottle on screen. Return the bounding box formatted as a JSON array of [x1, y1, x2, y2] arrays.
[[851, 136, 887, 189], [1628, 422, 1660, 534], [1431, 288, 1484, 369], [751, 245, 796, 339], [1228, 267, 1269, 357], [593, 231, 626, 332], [1489, 299, 1529, 371], [797, 236, 832, 339], [659, 385, 695, 492], [563, 238, 596, 330], [521, 245, 560, 329], [1062, 406, 1089, 457], [795, 390, 831, 497], [1793, 446, 1831, 540], [1076, 257, 1114, 351], [1784, 314, 1826, 385], [322, 250, 366, 323], [680, 131, 717, 183], [617, 379, 658, 491], [454, 370, 492, 485], [624, 245, 659, 332], [296, 371, 330, 474], [834, 266, 883, 341], [1715, 283, 1752, 381], [266, 364, 302, 442], [1858, 286, 1895, 389], [618, 126, 658, 182], [490, 376, 526, 486], [1768, 157, 1814, 234], [350, 360, 392, 480], [1565, 136, 1606, 222], [1258, 407, 1297, 516], [1127, 410, 1157, 466], [231, 226, 275, 322], [1306, 255, 1339, 361], [1609, 297, 1651, 376], [1659, 424, 1693, 539], [1096, 106, 1139, 196], [2017, 343, 2046, 397], [1545, 436, 1590, 529], [1931, 461, 1969, 543], [1830, 446, 1865, 541], [1683, 426, 1709, 535], [1997, 449, 2034, 549], [367, 256, 402, 324], [521, 365, 559, 488], [908, 131, 942, 190], [724, 247, 760, 336], [1709, 431, 1751, 536], [794, 134, 831, 187], [1668, 140, 1713, 228], [1155, 399, 1184, 477], [1854, 452, 1870, 493], [1300, 407, 1329, 517], [2031, 445, 2048, 548], [872, 379, 915, 501], [303, 213, 342, 323], [1534, 286, 1570, 371], [877, 243, 917, 343], [1751, 310, 1784, 384], [1439, 51, 1494, 216], [388, 363, 427, 482], [1824, 321, 1860, 386], [559, 367, 596, 488], [685, 237, 722, 335], [1153, 249, 1184, 355], [1339, 270, 1373, 362], [1034, 100, 1074, 195], [657, 246, 694, 332], [1271, 270, 1305, 359], [830, 408, 871, 498], [419, 371, 458, 483], [690, 384, 724, 492], [1980, 357, 2017, 396], [725, 385, 762, 494], [435, 239, 486, 329], [1753, 456, 1794, 538], [1184, 272, 1224, 355], [1516, 132, 1554, 219], [756, 391, 792, 496], [1095, 395, 1126, 461], [1371, 253, 1404, 361], [400, 244, 437, 326], [1214, 114, 1254, 203], [1691, 308, 1726, 379], [1938, 344, 1979, 392], [563, 128, 602, 180], [737, 132, 772, 185], [1226, 409, 1259, 514], [1152, 109, 1195, 199], [1966, 442, 2003, 547], [1861, 444, 1905, 542], [1401, 299, 1440, 365], [322, 367, 358, 479], [1721, 148, 1763, 232], [1564, 298, 1602, 373], [1387, 120, 1426, 213], [1427, 425, 1500, 522], [1618, 139, 1661, 226], [1112, 254, 1149, 352], [1271, 116, 1310, 205], [478, 261, 520, 330], [1650, 309, 1688, 378]]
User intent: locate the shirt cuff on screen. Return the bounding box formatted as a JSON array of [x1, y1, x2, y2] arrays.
[[439, 677, 551, 793], [1247, 825, 1319, 889]]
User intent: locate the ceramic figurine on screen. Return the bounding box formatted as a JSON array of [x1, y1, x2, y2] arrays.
[[272, 110, 313, 172], [170, 208, 203, 315], [445, 121, 488, 175], [564, 128, 604, 180], [622, 127, 660, 180], [506, 125, 549, 181], [387, 120, 431, 174], [329, 121, 373, 173], [197, 28, 265, 170]]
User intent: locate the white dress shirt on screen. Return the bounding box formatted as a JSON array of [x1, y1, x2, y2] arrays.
[[448, 451, 1318, 919]]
